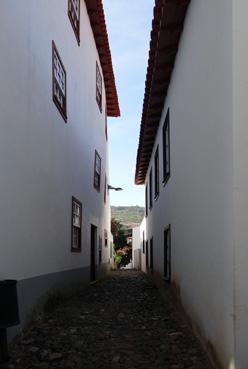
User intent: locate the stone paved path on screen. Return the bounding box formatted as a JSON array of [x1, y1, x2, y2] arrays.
[[3, 271, 212, 369]]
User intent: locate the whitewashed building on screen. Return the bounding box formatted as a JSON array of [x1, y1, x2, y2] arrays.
[[135, 0, 248, 368], [0, 0, 119, 333]]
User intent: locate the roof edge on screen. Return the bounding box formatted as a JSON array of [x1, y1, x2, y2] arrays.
[[135, 0, 190, 184], [85, 0, 120, 117]]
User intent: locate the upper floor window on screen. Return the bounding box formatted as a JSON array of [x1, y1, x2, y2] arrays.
[[68, 0, 80, 44], [94, 150, 101, 191], [154, 145, 159, 198], [96, 62, 102, 112], [149, 168, 153, 209], [52, 41, 67, 122], [71, 197, 82, 252], [163, 109, 170, 184]]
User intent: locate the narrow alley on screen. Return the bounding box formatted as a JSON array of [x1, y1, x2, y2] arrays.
[[5, 272, 212, 369]]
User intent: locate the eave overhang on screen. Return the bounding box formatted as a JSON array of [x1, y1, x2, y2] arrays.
[[85, 0, 120, 117], [135, 0, 190, 184]]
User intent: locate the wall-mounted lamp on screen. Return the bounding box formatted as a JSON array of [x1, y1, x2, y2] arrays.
[[108, 185, 123, 191]]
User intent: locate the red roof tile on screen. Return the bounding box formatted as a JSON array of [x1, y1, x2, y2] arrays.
[[135, 0, 190, 184], [85, 0, 120, 117]]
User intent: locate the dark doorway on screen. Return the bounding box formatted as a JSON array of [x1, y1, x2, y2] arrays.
[[98, 236, 102, 265], [145, 240, 149, 268], [150, 238, 153, 272], [90, 225, 97, 281], [164, 225, 171, 282]]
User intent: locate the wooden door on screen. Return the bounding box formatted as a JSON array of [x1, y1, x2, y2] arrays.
[[90, 225, 97, 281]]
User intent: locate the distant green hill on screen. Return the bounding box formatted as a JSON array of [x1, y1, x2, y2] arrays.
[[111, 206, 145, 226]]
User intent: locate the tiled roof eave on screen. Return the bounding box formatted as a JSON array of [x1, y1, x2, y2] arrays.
[[85, 0, 120, 117], [135, 0, 191, 184]]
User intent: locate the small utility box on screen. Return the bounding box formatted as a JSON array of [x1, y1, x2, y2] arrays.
[[0, 280, 20, 362]]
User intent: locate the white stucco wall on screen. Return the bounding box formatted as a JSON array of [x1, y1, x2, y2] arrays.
[[143, 0, 234, 367], [0, 0, 111, 281], [132, 227, 140, 252], [132, 226, 140, 270], [132, 218, 147, 272], [233, 2, 248, 368]]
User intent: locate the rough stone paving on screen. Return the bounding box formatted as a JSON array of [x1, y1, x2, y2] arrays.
[[3, 271, 212, 369]]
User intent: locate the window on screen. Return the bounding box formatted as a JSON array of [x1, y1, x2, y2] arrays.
[[52, 41, 67, 122], [149, 168, 153, 209], [68, 0, 80, 44], [154, 146, 159, 198], [104, 175, 107, 204], [164, 225, 171, 282], [71, 197, 82, 252], [96, 62, 102, 112], [163, 109, 170, 184], [94, 150, 101, 191], [104, 229, 108, 247]]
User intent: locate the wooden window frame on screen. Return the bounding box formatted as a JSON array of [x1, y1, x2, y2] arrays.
[[71, 196, 82, 252], [68, 0, 80, 45], [154, 145, 159, 199], [149, 168, 153, 209], [96, 62, 102, 112], [52, 41, 67, 122], [163, 109, 170, 185], [93, 150, 101, 191], [164, 225, 171, 282]]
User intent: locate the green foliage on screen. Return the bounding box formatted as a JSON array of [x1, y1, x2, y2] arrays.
[[114, 228, 127, 250], [114, 254, 122, 264], [120, 247, 132, 267], [111, 218, 121, 237], [111, 206, 145, 225]]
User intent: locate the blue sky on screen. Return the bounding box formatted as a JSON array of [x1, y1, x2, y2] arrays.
[[103, 0, 154, 207]]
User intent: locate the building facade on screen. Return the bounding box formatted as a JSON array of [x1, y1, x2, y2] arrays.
[[0, 0, 119, 335], [135, 1, 248, 368]]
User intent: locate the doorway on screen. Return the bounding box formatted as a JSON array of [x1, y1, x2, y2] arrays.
[[164, 225, 171, 282], [90, 224, 97, 281], [145, 240, 149, 268], [150, 238, 153, 272]]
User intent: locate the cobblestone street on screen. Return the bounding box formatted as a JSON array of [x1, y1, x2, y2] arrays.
[[4, 271, 212, 369]]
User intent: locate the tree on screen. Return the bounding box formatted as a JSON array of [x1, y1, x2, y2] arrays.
[[111, 217, 121, 237]]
